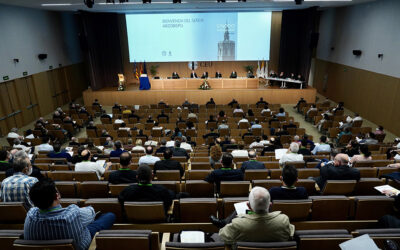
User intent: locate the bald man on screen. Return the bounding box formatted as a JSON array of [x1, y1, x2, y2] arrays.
[[315, 153, 360, 189], [75, 149, 112, 180]]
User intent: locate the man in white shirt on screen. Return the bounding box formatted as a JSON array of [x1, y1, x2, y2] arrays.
[[238, 115, 249, 127], [7, 128, 22, 139], [233, 106, 244, 114], [232, 142, 249, 158], [353, 113, 363, 121], [249, 137, 264, 149], [138, 146, 161, 165], [251, 119, 262, 130], [114, 116, 124, 124], [75, 149, 111, 179], [13, 139, 31, 153], [279, 142, 304, 166], [180, 137, 193, 152], [311, 136, 331, 155], [144, 136, 158, 147], [218, 120, 229, 131], [37, 136, 54, 152]]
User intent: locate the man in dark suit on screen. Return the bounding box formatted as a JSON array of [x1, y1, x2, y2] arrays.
[[128, 110, 140, 121], [269, 165, 308, 201], [172, 72, 180, 79], [230, 71, 237, 78], [154, 148, 184, 177], [157, 110, 169, 123], [205, 153, 244, 193], [201, 72, 208, 79], [215, 71, 222, 78], [110, 140, 127, 158], [247, 71, 254, 78], [171, 140, 189, 160], [240, 150, 265, 173], [190, 71, 198, 78], [155, 139, 168, 154], [203, 128, 220, 141], [108, 152, 137, 184], [314, 153, 360, 190]]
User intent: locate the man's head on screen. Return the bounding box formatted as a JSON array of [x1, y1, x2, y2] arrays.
[[221, 153, 233, 168], [145, 146, 153, 155], [42, 136, 50, 144], [13, 138, 21, 145], [29, 178, 60, 210], [320, 135, 327, 143], [120, 152, 132, 168], [53, 143, 62, 153], [137, 164, 152, 184], [160, 139, 167, 146], [334, 153, 349, 167], [0, 150, 9, 161], [11, 128, 18, 133], [248, 150, 257, 159], [115, 140, 122, 150], [175, 140, 181, 148], [281, 165, 298, 187], [81, 149, 91, 161], [13, 156, 32, 175], [248, 187, 270, 213], [164, 148, 173, 160], [289, 142, 299, 153]]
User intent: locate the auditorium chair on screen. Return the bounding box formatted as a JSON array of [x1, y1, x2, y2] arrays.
[[252, 179, 281, 190], [184, 180, 214, 197], [0, 202, 28, 223], [50, 164, 73, 171], [297, 179, 317, 195], [155, 170, 181, 181], [243, 169, 269, 181], [73, 171, 99, 181], [270, 169, 282, 179], [271, 199, 312, 221], [297, 169, 319, 179], [356, 167, 378, 178], [84, 198, 123, 222], [55, 181, 80, 198], [353, 178, 384, 195], [352, 161, 374, 168], [353, 196, 395, 220], [233, 156, 249, 163], [60, 198, 84, 207], [13, 239, 76, 250], [124, 201, 167, 223], [264, 161, 280, 169], [294, 229, 352, 250], [236, 241, 297, 250], [321, 180, 357, 195], [220, 197, 249, 218], [0, 230, 23, 249], [109, 183, 130, 197], [153, 181, 179, 193], [186, 170, 212, 180], [378, 167, 400, 177], [352, 228, 400, 249], [96, 230, 158, 250], [219, 181, 251, 198], [337, 134, 352, 146], [310, 195, 351, 220], [177, 198, 218, 223], [80, 181, 109, 198]]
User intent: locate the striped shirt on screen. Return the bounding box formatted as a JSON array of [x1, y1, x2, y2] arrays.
[[0, 173, 38, 208], [24, 204, 95, 250]]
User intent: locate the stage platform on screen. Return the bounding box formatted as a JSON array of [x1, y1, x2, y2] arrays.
[[83, 84, 317, 106]]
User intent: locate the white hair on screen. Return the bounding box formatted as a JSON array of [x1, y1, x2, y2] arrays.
[[289, 142, 299, 153], [14, 150, 28, 159], [249, 186, 270, 213], [294, 135, 300, 141]]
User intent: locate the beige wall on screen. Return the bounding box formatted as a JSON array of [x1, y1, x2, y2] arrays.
[[314, 58, 400, 136], [120, 12, 282, 84], [0, 63, 88, 136]]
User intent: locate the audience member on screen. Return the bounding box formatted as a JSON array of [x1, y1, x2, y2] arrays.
[[47, 143, 72, 162], [241, 150, 265, 172], [279, 142, 304, 166], [350, 144, 372, 164], [311, 136, 331, 155], [75, 149, 112, 180], [154, 148, 184, 177], [269, 165, 308, 201], [139, 146, 161, 165], [171, 140, 190, 159], [131, 139, 146, 153], [108, 152, 137, 184], [110, 140, 126, 158], [37, 136, 54, 152]]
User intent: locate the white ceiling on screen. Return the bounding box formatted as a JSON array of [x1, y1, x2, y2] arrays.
[[0, 0, 376, 13]]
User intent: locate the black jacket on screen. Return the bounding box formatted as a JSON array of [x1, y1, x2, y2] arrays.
[[315, 164, 360, 190], [108, 169, 138, 184], [154, 159, 184, 177]]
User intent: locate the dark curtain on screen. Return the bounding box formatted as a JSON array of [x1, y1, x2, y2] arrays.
[[78, 12, 123, 90], [278, 7, 318, 84]]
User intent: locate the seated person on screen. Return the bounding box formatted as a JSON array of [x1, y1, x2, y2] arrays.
[[206, 98, 215, 106], [146, 115, 155, 124], [256, 97, 267, 107], [119, 164, 176, 214], [241, 128, 253, 139], [215, 71, 222, 78], [232, 141, 249, 157], [108, 152, 137, 184], [282, 120, 297, 130], [311, 136, 331, 155], [0, 150, 12, 171], [201, 71, 208, 79], [203, 128, 220, 140], [172, 71, 180, 79], [279, 142, 304, 166], [37, 136, 54, 152], [205, 153, 244, 193], [241, 150, 265, 172], [359, 132, 379, 145], [132, 139, 146, 153], [157, 110, 169, 123], [190, 70, 197, 78], [47, 143, 72, 162], [154, 148, 184, 177], [114, 116, 124, 124], [298, 139, 312, 156], [205, 115, 216, 125], [228, 98, 238, 108], [350, 144, 372, 164], [75, 149, 112, 180], [218, 120, 229, 131], [249, 137, 264, 149], [233, 105, 244, 114], [110, 140, 126, 158], [248, 108, 254, 116], [155, 139, 168, 154], [269, 165, 308, 201], [276, 108, 286, 117], [25, 178, 115, 250], [238, 115, 249, 127], [171, 140, 190, 160], [139, 146, 161, 165], [230, 71, 237, 78], [212, 186, 294, 245], [13, 138, 31, 154], [247, 70, 254, 78], [251, 119, 262, 130]]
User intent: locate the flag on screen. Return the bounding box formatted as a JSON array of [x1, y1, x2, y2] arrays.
[[264, 61, 268, 78], [133, 61, 139, 80], [140, 62, 143, 75], [260, 60, 265, 78], [143, 61, 147, 74], [256, 61, 261, 78]]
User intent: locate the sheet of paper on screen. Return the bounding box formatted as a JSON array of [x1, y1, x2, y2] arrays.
[[275, 148, 288, 160], [96, 160, 106, 168], [97, 146, 104, 151], [67, 151, 74, 157], [234, 201, 248, 215], [65, 147, 73, 152], [180, 231, 205, 243], [339, 234, 379, 250], [28, 154, 34, 160], [109, 114, 113, 118], [374, 184, 400, 196]]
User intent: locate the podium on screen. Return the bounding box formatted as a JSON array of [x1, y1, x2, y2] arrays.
[[139, 74, 151, 90]]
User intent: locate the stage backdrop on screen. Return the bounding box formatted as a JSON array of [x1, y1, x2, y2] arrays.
[[119, 12, 282, 85]]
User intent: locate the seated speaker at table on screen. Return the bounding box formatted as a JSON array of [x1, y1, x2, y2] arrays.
[[247, 71, 254, 78], [190, 71, 198, 78], [215, 71, 222, 78], [172, 72, 180, 79], [230, 71, 237, 78], [201, 72, 208, 79]]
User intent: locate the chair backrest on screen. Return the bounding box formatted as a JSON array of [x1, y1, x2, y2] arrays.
[[271, 199, 312, 221], [0, 202, 28, 223], [178, 198, 217, 223], [165, 242, 225, 250], [13, 239, 76, 250], [252, 180, 281, 190], [297, 169, 320, 179], [80, 181, 109, 198], [124, 201, 166, 223], [184, 180, 214, 198], [109, 183, 130, 197], [244, 169, 269, 181], [221, 197, 249, 218], [187, 170, 212, 180], [55, 181, 79, 198], [236, 241, 297, 250], [73, 171, 99, 181], [295, 230, 352, 250], [155, 170, 181, 181], [310, 196, 351, 220], [84, 198, 123, 222], [354, 196, 395, 220], [352, 228, 400, 249], [0, 230, 23, 249], [321, 180, 357, 195], [353, 178, 384, 195], [96, 230, 152, 250], [219, 181, 250, 197]]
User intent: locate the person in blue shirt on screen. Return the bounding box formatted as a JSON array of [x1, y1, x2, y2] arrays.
[[240, 150, 266, 173], [311, 136, 331, 155], [47, 143, 72, 162], [24, 178, 115, 250], [269, 165, 308, 201], [110, 140, 126, 158]]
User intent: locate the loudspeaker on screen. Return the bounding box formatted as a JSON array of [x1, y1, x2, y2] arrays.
[[309, 32, 319, 49], [295, 0, 303, 4], [353, 50, 362, 56], [38, 54, 47, 60]]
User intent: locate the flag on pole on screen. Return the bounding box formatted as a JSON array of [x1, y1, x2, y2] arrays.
[[260, 60, 265, 78], [143, 61, 147, 75], [256, 61, 261, 78], [264, 61, 268, 78], [133, 61, 139, 80], [140, 62, 143, 75]]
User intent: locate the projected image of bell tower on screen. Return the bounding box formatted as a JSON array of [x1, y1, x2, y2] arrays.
[[218, 23, 236, 61]]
